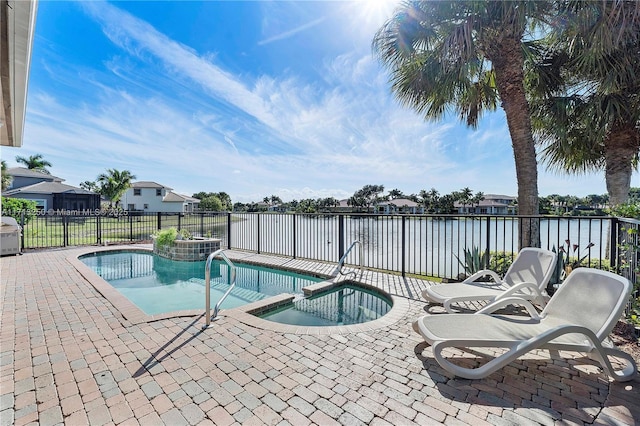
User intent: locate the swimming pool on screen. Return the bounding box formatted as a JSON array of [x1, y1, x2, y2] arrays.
[[258, 284, 392, 326], [79, 251, 323, 315]]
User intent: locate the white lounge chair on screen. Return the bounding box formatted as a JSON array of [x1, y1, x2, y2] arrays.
[[422, 247, 557, 312], [414, 268, 637, 382]]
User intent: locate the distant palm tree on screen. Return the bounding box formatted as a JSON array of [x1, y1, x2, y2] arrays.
[[79, 181, 99, 192], [373, 0, 551, 246], [456, 187, 474, 212], [97, 169, 136, 208], [388, 188, 404, 199], [419, 188, 440, 213], [1, 160, 13, 190], [472, 192, 485, 209], [270, 195, 283, 206], [15, 154, 52, 174]]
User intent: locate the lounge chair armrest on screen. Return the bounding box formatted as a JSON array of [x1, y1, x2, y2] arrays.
[[462, 270, 502, 285], [495, 282, 547, 305], [476, 297, 541, 319]]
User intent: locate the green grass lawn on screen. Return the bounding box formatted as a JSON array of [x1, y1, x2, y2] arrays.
[[21, 215, 229, 248]]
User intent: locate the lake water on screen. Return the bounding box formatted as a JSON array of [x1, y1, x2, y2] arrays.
[[230, 215, 612, 278]]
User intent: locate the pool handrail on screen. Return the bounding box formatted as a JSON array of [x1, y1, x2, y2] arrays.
[[203, 249, 237, 329], [332, 240, 363, 282]]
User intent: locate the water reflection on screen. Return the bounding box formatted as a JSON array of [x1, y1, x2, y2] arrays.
[[260, 284, 392, 326]]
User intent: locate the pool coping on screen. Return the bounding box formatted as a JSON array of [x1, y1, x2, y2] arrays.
[[68, 246, 411, 334]]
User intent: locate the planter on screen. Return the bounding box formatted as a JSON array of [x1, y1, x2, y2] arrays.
[[153, 237, 221, 262]]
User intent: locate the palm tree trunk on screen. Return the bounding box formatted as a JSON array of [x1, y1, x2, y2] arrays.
[[489, 38, 540, 248], [604, 123, 640, 206]]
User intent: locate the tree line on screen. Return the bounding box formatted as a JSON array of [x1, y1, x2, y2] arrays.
[[2, 157, 637, 217], [230, 184, 640, 216]]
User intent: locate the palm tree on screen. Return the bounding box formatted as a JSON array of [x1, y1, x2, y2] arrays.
[[15, 154, 52, 174], [270, 195, 283, 206], [472, 191, 485, 210], [79, 181, 99, 192], [456, 187, 474, 212], [373, 0, 551, 247], [1, 160, 13, 191], [419, 188, 440, 213], [96, 169, 136, 208], [388, 188, 404, 199], [529, 1, 640, 206]]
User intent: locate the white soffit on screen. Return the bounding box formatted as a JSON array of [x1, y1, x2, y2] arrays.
[[1, 0, 38, 147]]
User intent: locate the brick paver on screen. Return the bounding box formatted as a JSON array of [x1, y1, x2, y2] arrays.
[[1, 245, 639, 425]]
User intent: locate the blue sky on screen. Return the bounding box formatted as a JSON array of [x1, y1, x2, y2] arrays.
[[3, 1, 637, 203]]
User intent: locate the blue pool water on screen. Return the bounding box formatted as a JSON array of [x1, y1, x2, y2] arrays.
[[259, 284, 392, 326], [79, 251, 323, 315]]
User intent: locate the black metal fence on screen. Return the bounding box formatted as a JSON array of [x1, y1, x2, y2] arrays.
[[10, 211, 636, 278], [6, 210, 639, 314]]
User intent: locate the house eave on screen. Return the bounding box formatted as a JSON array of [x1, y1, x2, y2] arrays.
[[1, 0, 38, 148]]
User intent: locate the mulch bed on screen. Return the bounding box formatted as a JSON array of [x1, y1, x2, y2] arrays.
[[612, 321, 640, 366]]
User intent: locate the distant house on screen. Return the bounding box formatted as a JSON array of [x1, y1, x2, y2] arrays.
[[120, 181, 200, 213], [377, 198, 424, 214], [2, 167, 100, 211], [334, 199, 353, 213], [454, 194, 516, 215], [267, 204, 287, 213]]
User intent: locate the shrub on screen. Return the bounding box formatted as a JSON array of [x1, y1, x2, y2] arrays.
[[487, 250, 612, 279], [455, 246, 489, 275], [488, 251, 515, 276], [154, 228, 178, 248], [1, 197, 38, 224]]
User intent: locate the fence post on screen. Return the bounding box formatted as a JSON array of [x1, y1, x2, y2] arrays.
[[485, 217, 491, 269], [338, 214, 345, 260], [97, 215, 101, 245], [200, 213, 204, 237], [257, 213, 261, 254], [63, 215, 68, 247], [157, 212, 162, 230], [401, 216, 406, 277], [178, 214, 182, 231], [610, 217, 619, 272], [20, 211, 25, 249], [129, 214, 133, 241], [227, 213, 232, 249], [292, 214, 297, 259]]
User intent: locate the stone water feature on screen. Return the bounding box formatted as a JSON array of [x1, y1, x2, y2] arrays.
[[153, 237, 221, 261]]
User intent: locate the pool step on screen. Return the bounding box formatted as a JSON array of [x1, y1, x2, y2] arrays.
[[188, 278, 266, 303]]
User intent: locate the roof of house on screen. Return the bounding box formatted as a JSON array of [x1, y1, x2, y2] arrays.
[[131, 181, 173, 190], [378, 198, 420, 207], [483, 194, 516, 201], [454, 200, 517, 208], [7, 167, 64, 182], [3, 181, 97, 196], [162, 192, 200, 203]]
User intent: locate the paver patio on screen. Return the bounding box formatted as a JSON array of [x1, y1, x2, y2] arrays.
[[1, 244, 639, 425]]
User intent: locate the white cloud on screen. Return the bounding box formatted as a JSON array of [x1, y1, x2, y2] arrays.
[[258, 17, 327, 45]]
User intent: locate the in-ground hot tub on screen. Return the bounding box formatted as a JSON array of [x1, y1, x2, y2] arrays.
[[254, 281, 393, 326]]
